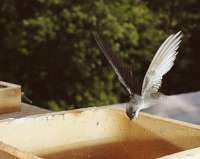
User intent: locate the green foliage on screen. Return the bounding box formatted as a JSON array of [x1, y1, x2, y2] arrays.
[[0, 0, 199, 110], [142, 0, 200, 93]]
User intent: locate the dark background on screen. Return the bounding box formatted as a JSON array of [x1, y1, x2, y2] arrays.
[[0, 0, 199, 110]]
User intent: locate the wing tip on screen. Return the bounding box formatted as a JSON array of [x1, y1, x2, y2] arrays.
[[93, 32, 100, 44], [174, 30, 183, 39]]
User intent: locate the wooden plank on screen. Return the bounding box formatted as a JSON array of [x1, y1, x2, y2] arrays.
[[0, 106, 200, 159], [0, 142, 41, 159], [0, 81, 21, 114], [0, 103, 50, 120]]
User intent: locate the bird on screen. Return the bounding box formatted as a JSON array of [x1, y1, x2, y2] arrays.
[[94, 31, 182, 120]]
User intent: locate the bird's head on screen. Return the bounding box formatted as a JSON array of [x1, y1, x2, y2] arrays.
[[126, 94, 140, 120], [126, 105, 135, 120], [126, 97, 140, 120]]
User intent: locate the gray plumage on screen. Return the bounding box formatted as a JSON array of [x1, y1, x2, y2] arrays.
[[94, 31, 182, 119], [94, 33, 135, 95]]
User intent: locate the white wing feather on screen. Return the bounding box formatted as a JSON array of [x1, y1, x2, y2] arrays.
[[141, 31, 182, 97]]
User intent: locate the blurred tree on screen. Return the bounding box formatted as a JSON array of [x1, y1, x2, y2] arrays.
[[142, 0, 200, 93], [0, 0, 199, 110]]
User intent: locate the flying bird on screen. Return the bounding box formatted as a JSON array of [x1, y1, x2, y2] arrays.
[[94, 31, 182, 120]]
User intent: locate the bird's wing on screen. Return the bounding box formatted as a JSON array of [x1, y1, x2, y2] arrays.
[[141, 31, 182, 97], [94, 33, 134, 95]]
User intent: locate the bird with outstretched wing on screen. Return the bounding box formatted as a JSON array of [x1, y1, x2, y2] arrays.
[[94, 31, 182, 119]]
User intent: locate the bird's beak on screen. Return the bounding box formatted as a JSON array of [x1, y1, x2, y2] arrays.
[[126, 109, 135, 120], [128, 114, 133, 120]]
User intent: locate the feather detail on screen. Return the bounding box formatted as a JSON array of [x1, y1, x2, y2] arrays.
[[141, 31, 182, 97], [94, 33, 135, 95]]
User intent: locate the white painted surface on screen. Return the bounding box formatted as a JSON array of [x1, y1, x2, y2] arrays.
[[144, 91, 200, 124]]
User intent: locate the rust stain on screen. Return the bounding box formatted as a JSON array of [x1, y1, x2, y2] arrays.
[[70, 110, 83, 117]]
